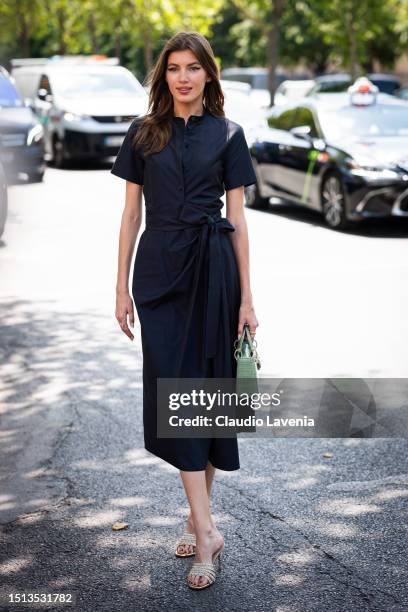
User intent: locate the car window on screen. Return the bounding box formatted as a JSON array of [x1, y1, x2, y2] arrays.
[[252, 74, 268, 89], [370, 79, 399, 95], [295, 107, 319, 136], [49, 70, 146, 98], [0, 75, 23, 107], [268, 108, 299, 131], [12, 72, 40, 100], [38, 74, 52, 96], [224, 74, 253, 86], [311, 80, 351, 94]]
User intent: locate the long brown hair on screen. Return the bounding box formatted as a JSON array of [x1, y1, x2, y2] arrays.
[[132, 31, 225, 156]]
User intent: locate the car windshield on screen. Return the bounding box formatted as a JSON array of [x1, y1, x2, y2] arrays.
[[313, 80, 351, 94], [371, 79, 399, 95], [50, 71, 145, 98], [319, 105, 408, 139], [0, 75, 23, 107], [252, 74, 268, 89]]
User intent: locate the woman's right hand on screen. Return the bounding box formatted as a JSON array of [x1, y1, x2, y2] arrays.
[[115, 290, 135, 341]]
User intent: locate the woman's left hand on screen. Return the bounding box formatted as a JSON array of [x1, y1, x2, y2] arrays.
[[237, 302, 259, 339]]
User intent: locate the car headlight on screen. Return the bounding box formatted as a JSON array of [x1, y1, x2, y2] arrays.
[[345, 158, 399, 179], [63, 111, 92, 122], [27, 124, 44, 146]]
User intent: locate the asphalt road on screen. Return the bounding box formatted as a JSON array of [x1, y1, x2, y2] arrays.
[[0, 163, 407, 612]]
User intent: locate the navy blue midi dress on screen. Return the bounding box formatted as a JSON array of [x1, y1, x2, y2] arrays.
[[110, 106, 257, 471]]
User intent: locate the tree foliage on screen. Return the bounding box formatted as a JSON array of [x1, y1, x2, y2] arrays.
[[0, 0, 406, 83]]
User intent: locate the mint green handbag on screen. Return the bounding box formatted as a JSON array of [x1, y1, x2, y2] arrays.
[[234, 323, 261, 397]]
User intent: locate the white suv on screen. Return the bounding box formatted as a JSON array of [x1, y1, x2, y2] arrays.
[[11, 57, 148, 167]]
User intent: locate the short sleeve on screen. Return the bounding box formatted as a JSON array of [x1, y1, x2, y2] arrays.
[[223, 124, 257, 191], [110, 119, 145, 185]]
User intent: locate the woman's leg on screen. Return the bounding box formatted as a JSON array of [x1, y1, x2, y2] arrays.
[[177, 461, 216, 556], [205, 461, 216, 498], [180, 469, 224, 587]]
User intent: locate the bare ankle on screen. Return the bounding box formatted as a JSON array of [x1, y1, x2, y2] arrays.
[[196, 524, 219, 539], [187, 514, 217, 536]]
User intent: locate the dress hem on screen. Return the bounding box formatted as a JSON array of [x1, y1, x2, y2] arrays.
[[144, 445, 240, 472]]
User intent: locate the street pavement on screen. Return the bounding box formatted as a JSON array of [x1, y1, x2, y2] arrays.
[[0, 162, 407, 612]]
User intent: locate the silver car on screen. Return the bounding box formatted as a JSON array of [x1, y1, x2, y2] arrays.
[[11, 56, 148, 167], [0, 160, 8, 239]]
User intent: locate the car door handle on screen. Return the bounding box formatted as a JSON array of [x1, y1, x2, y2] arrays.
[[279, 144, 292, 152]]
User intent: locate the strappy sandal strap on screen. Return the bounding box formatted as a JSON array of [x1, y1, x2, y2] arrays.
[[188, 562, 216, 584], [178, 532, 196, 546]]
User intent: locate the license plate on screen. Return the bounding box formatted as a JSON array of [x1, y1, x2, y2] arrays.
[[104, 135, 125, 147]]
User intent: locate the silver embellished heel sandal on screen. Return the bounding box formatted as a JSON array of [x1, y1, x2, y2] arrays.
[[175, 532, 196, 557], [187, 544, 224, 590]]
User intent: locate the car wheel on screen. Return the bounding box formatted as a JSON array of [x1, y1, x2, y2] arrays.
[[245, 182, 269, 209], [52, 136, 67, 168], [321, 173, 350, 230]]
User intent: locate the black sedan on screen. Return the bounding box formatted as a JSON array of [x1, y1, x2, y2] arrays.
[[246, 81, 408, 229]]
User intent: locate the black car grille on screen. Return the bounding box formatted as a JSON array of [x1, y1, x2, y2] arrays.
[[64, 130, 126, 156], [91, 115, 137, 124], [363, 196, 393, 215]]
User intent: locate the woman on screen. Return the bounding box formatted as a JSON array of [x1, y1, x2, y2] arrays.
[[112, 31, 259, 590]]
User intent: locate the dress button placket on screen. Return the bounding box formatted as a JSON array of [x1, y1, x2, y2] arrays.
[[172, 118, 196, 201], [180, 121, 192, 200]]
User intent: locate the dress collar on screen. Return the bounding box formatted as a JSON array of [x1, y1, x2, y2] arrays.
[[172, 106, 210, 123]]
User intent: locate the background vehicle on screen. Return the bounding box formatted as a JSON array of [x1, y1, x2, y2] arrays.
[[221, 79, 269, 142], [396, 86, 408, 102], [220, 79, 251, 95], [246, 78, 408, 230], [0, 160, 7, 238], [11, 56, 149, 167], [307, 73, 402, 97], [0, 66, 45, 183], [221, 67, 311, 110], [274, 79, 315, 106]]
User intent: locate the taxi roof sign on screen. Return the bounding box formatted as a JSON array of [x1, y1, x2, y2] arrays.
[[348, 77, 378, 106]]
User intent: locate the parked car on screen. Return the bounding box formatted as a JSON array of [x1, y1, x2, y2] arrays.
[[0, 66, 45, 183], [274, 79, 315, 106], [307, 73, 402, 97], [246, 77, 408, 230], [220, 79, 252, 95], [221, 79, 268, 142], [11, 55, 149, 167], [0, 160, 7, 238], [220, 67, 312, 111]]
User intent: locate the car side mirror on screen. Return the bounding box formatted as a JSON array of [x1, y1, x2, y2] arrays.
[[290, 125, 312, 142], [37, 88, 53, 103]]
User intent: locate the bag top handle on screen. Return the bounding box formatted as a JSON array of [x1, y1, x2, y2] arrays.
[[234, 323, 261, 369], [235, 323, 255, 352]]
